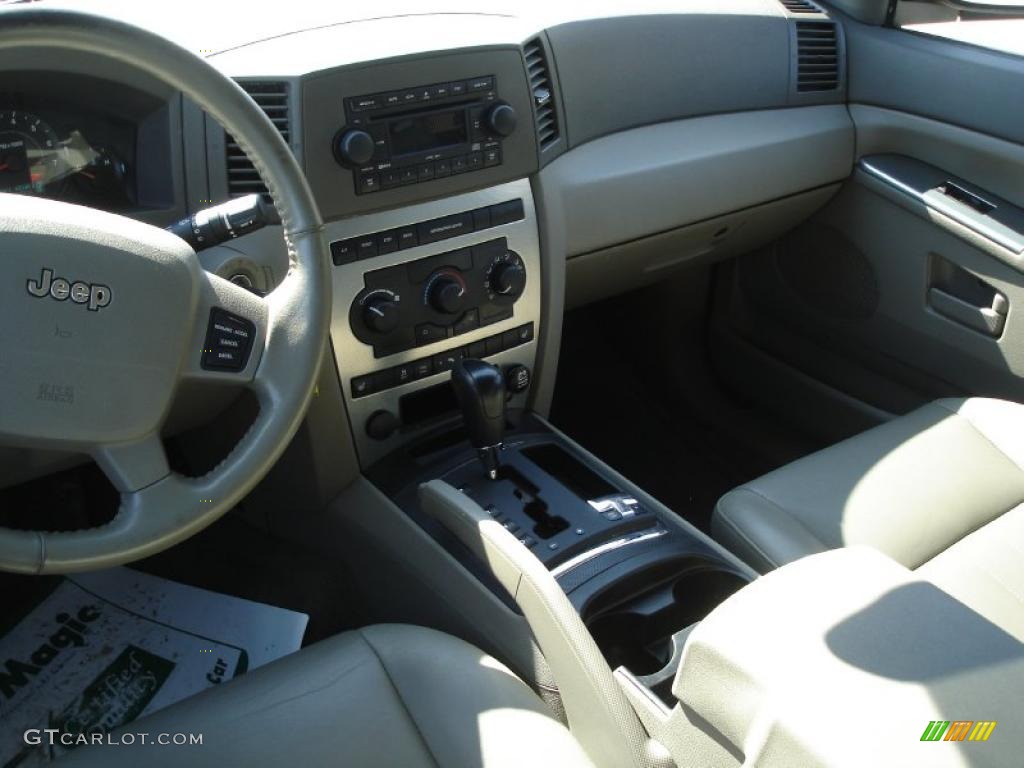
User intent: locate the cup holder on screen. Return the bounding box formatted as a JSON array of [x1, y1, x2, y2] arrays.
[[584, 560, 750, 685]]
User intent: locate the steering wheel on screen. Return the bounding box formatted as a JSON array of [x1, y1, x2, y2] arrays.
[[0, 9, 330, 574]]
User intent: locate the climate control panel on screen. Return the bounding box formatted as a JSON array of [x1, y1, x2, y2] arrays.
[[349, 237, 527, 358]]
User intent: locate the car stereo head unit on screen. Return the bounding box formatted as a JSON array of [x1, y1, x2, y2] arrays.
[[333, 75, 518, 195]]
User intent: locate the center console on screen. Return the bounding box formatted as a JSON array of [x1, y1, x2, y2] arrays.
[[315, 43, 753, 729], [328, 179, 541, 467], [371, 400, 753, 706]]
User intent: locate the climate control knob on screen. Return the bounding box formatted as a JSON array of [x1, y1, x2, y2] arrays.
[[486, 103, 517, 138], [491, 261, 526, 298], [334, 128, 376, 167], [362, 296, 400, 334], [426, 272, 466, 315]]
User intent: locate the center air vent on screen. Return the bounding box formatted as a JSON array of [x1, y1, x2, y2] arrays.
[[795, 21, 839, 92], [226, 81, 290, 197], [780, 0, 822, 12], [523, 38, 560, 151]]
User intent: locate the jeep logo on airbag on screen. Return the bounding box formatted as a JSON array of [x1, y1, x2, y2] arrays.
[[26, 268, 112, 311]]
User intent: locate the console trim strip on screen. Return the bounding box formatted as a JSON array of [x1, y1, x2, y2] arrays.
[[550, 528, 669, 579]]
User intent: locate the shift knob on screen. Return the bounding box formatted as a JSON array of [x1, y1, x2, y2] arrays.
[[451, 359, 506, 478]]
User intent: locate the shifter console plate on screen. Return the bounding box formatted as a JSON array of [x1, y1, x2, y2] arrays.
[[443, 441, 656, 568]]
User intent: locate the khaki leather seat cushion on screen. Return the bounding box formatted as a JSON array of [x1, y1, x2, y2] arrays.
[[57, 624, 594, 767], [713, 398, 1024, 573]]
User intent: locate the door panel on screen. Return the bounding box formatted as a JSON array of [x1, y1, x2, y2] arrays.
[[712, 15, 1024, 442]]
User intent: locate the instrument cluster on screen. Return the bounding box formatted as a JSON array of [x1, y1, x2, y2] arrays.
[[0, 102, 136, 211]]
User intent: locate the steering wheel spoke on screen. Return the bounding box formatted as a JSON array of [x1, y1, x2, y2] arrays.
[[91, 433, 171, 493]]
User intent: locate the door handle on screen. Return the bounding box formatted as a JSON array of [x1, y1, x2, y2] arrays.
[[928, 287, 1007, 338]]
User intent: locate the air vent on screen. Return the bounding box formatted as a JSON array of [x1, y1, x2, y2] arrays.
[[523, 38, 560, 151], [796, 21, 839, 92], [780, 0, 822, 12], [226, 81, 290, 197]]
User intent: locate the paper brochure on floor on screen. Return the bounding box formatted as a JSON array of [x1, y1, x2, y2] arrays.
[[0, 567, 308, 767]]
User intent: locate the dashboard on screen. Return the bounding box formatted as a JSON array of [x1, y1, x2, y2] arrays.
[[0, 1, 854, 485]]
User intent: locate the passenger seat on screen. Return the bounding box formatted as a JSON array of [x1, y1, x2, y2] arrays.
[[712, 397, 1024, 642]]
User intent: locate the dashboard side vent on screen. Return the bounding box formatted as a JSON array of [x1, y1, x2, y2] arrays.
[[795, 21, 839, 92], [523, 38, 560, 151], [780, 0, 821, 12], [226, 81, 290, 197]]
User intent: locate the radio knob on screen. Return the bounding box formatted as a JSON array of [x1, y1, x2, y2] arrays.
[[335, 129, 376, 167], [485, 103, 517, 138], [363, 296, 400, 334], [491, 261, 526, 298], [428, 275, 466, 315]]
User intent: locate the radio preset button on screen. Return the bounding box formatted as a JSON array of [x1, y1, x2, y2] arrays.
[[435, 159, 452, 177], [418, 164, 435, 181], [451, 156, 469, 174], [357, 173, 380, 194], [399, 167, 418, 185], [450, 81, 468, 96], [381, 170, 401, 189], [467, 152, 484, 170]]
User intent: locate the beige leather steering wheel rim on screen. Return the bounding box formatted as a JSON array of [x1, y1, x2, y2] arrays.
[[0, 8, 329, 574]]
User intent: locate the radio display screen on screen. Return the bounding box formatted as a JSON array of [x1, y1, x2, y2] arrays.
[[388, 110, 467, 157]]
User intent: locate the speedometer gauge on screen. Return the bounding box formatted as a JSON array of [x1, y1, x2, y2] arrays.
[[0, 110, 63, 195]]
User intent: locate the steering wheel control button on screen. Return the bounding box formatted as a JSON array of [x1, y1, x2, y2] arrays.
[[201, 309, 255, 372]]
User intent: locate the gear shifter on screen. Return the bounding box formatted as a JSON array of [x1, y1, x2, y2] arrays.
[[451, 359, 506, 479]]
